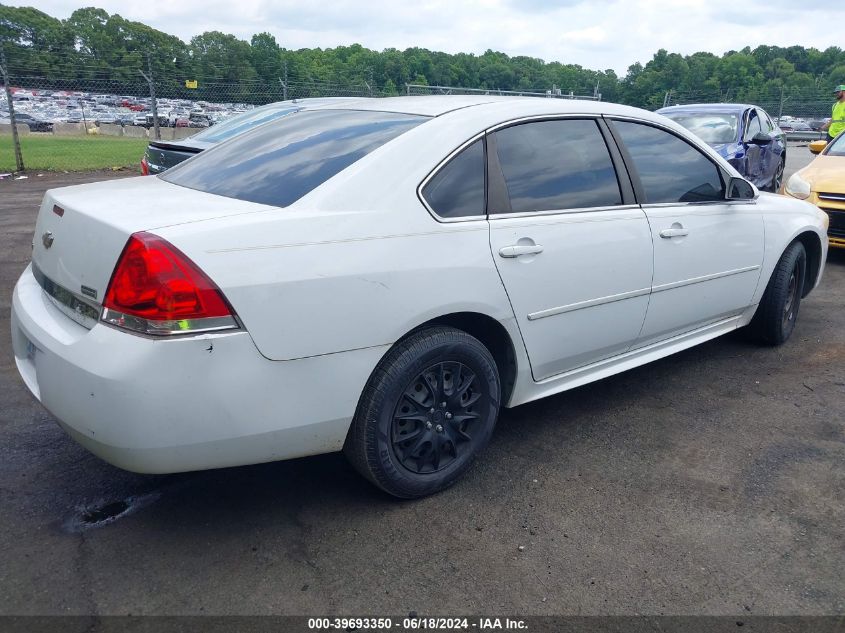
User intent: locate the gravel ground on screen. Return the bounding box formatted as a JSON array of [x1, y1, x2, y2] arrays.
[[0, 153, 842, 617]]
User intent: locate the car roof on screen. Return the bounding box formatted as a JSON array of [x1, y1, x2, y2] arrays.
[[657, 103, 753, 114], [299, 95, 666, 120]]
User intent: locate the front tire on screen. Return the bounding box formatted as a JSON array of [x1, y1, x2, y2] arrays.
[[768, 156, 785, 192], [747, 241, 807, 345], [345, 327, 501, 498]]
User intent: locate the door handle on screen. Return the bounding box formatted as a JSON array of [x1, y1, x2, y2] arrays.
[[659, 227, 689, 238], [499, 244, 544, 258]]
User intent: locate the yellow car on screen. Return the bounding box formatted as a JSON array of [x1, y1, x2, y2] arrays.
[[782, 132, 845, 249]]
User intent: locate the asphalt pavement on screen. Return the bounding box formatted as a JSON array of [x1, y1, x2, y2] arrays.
[[0, 146, 842, 617]]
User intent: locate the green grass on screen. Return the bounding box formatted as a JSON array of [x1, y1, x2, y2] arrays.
[[0, 135, 148, 172]]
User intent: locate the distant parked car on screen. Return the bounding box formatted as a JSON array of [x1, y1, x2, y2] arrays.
[[140, 98, 364, 175], [658, 103, 786, 192], [8, 112, 53, 132], [789, 120, 813, 132]]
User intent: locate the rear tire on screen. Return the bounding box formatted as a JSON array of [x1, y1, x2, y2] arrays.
[[747, 241, 806, 345], [345, 327, 500, 498]]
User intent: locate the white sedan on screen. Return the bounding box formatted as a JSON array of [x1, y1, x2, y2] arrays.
[[11, 96, 828, 498]]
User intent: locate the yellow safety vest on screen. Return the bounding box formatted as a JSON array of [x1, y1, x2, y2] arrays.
[[831, 100, 845, 138]]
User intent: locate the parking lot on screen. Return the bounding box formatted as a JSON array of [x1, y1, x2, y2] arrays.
[[0, 144, 842, 616]]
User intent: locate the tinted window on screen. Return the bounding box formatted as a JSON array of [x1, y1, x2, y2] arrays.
[[492, 119, 621, 213], [162, 110, 426, 207], [614, 121, 724, 204], [422, 139, 485, 218]]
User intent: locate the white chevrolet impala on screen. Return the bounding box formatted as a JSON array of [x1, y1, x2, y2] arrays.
[[11, 97, 829, 498]]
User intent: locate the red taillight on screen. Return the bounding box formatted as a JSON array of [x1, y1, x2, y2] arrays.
[[140, 157, 149, 175], [102, 232, 237, 335]]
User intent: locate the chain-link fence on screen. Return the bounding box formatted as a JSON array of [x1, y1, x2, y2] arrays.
[[0, 59, 401, 174], [0, 73, 602, 173], [2, 56, 839, 174], [662, 87, 835, 123]]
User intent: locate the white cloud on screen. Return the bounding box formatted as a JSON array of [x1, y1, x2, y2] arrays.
[[8, 0, 845, 76]]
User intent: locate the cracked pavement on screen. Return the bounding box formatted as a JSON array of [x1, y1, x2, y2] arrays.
[[0, 149, 842, 616]]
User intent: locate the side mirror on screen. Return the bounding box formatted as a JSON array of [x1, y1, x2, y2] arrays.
[[808, 140, 827, 155], [747, 132, 772, 145], [726, 176, 755, 201]]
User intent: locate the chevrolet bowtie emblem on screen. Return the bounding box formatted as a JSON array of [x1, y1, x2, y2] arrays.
[[42, 231, 54, 249]]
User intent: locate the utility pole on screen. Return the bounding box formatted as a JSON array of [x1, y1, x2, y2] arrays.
[[282, 58, 288, 101], [139, 53, 160, 140], [777, 84, 786, 121], [0, 48, 24, 172]]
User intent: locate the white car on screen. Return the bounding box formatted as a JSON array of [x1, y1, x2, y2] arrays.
[[11, 96, 829, 498]]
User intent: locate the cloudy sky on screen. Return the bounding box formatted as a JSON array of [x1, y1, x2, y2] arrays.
[[10, 0, 841, 75]]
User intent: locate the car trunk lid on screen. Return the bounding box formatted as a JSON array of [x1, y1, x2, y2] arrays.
[[31, 176, 272, 316]]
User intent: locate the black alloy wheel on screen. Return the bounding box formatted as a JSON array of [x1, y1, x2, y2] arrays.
[[770, 156, 785, 192], [391, 360, 487, 474], [345, 327, 501, 498]]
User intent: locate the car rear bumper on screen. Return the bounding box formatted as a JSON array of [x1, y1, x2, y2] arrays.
[[11, 265, 385, 474]]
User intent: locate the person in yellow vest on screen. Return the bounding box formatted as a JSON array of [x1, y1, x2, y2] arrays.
[[821, 85, 845, 143]]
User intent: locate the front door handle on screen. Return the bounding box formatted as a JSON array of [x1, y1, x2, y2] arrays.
[[659, 227, 689, 238], [499, 244, 544, 258]]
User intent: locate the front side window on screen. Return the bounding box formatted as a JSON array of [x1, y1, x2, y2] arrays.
[[162, 110, 426, 207], [744, 111, 762, 140], [760, 110, 775, 132], [492, 119, 622, 213], [421, 139, 485, 218], [613, 121, 724, 204]]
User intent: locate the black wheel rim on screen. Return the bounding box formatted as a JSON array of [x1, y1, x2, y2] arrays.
[[773, 160, 784, 191], [391, 361, 486, 474], [782, 261, 799, 329]]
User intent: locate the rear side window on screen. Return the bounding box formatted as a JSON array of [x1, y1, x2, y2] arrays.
[[162, 110, 426, 207], [492, 119, 622, 213], [613, 121, 724, 204], [421, 139, 485, 218]]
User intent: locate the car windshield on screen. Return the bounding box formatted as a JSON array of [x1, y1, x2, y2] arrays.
[[827, 132, 845, 156], [189, 103, 301, 143], [661, 112, 739, 144], [162, 109, 427, 207]]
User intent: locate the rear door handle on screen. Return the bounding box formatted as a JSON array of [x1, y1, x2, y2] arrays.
[[659, 227, 689, 238], [499, 244, 544, 258]]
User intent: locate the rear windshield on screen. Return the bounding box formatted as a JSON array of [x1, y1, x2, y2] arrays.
[[190, 103, 300, 144], [162, 110, 426, 207]]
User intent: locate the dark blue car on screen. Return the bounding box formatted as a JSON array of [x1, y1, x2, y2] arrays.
[[657, 104, 787, 192]]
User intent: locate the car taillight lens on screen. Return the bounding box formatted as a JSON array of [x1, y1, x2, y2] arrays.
[[101, 232, 238, 336], [140, 157, 149, 175]]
